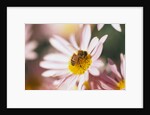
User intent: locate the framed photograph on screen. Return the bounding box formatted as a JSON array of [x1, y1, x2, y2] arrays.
[[6, 6, 144, 109]]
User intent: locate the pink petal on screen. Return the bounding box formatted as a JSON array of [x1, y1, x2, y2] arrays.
[[69, 34, 79, 50], [96, 84, 103, 90], [120, 53, 125, 78], [90, 81, 95, 89], [40, 61, 68, 69], [87, 37, 99, 53], [97, 24, 104, 31], [111, 24, 122, 32], [80, 25, 91, 50], [89, 66, 100, 76], [101, 73, 118, 85], [100, 81, 113, 90], [44, 53, 69, 63], [108, 58, 122, 79]]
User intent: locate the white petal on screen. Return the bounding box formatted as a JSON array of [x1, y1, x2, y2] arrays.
[[91, 35, 108, 61], [42, 69, 68, 77], [59, 76, 75, 90], [40, 61, 68, 69], [53, 80, 61, 85], [49, 38, 72, 56], [92, 59, 104, 68], [111, 24, 122, 32], [91, 35, 108, 56], [44, 53, 69, 62], [67, 76, 78, 90], [92, 44, 103, 61], [99, 34, 108, 44], [56, 74, 72, 87], [69, 34, 79, 50], [80, 25, 91, 50], [97, 24, 104, 31], [54, 35, 70, 45], [78, 72, 88, 90], [78, 75, 85, 90], [54, 35, 75, 53], [89, 66, 100, 76], [120, 53, 125, 77], [87, 37, 99, 53], [85, 71, 89, 81]]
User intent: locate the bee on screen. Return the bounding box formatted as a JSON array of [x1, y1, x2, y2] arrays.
[[71, 50, 87, 66]]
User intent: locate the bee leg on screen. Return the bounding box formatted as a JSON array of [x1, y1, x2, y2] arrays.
[[78, 60, 82, 68], [79, 63, 82, 68]]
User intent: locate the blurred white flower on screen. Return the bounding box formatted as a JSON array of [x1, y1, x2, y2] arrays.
[[40, 25, 108, 90], [25, 24, 38, 60], [97, 24, 122, 32], [25, 41, 38, 60], [25, 24, 33, 42]]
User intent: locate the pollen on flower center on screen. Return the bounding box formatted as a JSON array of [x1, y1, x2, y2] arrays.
[[68, 50, 92, 75], [117, 80, 125, 90]]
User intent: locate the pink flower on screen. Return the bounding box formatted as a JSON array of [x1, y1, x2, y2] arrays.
[[40, 25, 108, 90], [100, 53, 125, 90]]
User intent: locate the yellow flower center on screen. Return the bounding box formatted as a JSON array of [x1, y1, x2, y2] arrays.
[[83, 81, 90, 90], [116, 80, 125, 90], [68, 50, 92, 75], [72, 81, 90, 90]]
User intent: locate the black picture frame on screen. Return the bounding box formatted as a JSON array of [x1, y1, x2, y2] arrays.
[[1, 0, 148, 113]]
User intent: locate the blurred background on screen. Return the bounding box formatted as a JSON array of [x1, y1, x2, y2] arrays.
[[25, 24, 125, 90]]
